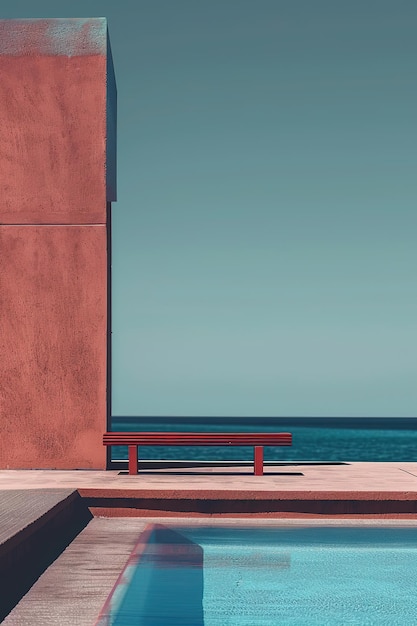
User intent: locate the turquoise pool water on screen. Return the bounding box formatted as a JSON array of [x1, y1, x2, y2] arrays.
[[98, 525, 417, 626]]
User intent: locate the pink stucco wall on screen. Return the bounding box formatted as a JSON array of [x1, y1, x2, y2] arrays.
[[0, 54, 107, 224], [0, 227, 107, 468], [0, 19, 116, 469]]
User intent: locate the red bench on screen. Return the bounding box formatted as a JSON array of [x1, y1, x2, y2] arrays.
[[103, 432, 292, 476]]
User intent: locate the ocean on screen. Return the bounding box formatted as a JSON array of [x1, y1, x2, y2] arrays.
[[110, 417, 417, 462]]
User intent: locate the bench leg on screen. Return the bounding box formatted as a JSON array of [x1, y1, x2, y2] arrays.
[[128, 445, 138, 475], [254, 446, 264, 476]]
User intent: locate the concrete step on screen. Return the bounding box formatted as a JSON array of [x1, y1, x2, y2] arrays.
[[0, 489, 92, 621]]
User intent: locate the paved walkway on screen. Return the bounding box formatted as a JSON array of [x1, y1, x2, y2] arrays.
[[2, 463, 417, 517], [1, 462, 417, 493], [0, 489, 75, 546], [3, 517, 147, 626], [0, 489, 91, 623]]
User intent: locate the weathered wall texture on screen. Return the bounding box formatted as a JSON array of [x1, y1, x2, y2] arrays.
[[0, 54, 107, 224], [0, 19, 116, 469], [0, 227, 107, 468]]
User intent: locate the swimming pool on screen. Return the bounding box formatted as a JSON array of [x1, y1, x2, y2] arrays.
[[97, 524, 417, 625]]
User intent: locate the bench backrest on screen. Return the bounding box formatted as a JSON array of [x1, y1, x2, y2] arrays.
[[103, 432, 292, 446]]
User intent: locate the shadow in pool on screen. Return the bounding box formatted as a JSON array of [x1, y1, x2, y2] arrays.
[[110, 525, 204, 625]]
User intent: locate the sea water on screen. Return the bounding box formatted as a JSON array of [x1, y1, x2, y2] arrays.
[[110, 417, 417, 462]]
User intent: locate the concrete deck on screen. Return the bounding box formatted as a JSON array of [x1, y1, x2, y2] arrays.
[[1, 463, 417, 623], [1, 462, 417, 516], [2, 462, 417, 491], [0, 489, 92, 622]]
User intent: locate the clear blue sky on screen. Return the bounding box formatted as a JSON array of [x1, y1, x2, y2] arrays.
[[4, 2, 416, 417]]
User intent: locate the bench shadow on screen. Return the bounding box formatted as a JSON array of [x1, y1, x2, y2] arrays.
[[118, 470, 304, 476]]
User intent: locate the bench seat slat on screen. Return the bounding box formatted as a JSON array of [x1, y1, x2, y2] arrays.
[[103, 432, 292, 446]]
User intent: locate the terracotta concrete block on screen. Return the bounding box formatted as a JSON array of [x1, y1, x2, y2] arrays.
[[0, 19, 115, 469], [0, 18, 116, 224], [0, 226, 107, 469]]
